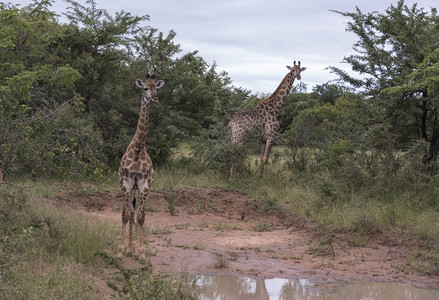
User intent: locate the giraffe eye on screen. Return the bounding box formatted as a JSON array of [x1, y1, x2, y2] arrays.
[[143, 87, 148, 91]]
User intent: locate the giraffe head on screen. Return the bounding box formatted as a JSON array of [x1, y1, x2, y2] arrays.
[[286, 61, 306, 80], [135, 72, 165, 104]]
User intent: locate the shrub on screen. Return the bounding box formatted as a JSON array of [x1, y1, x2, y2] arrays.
[[119, 265, 198, 300]]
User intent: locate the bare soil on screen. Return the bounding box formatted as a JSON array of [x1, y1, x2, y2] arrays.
[[63, 186, 439, 292]]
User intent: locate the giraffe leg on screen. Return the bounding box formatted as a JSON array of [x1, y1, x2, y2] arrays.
[[136, 183, 149, 262], [261, 138, 275, 176], [260, 141, 267, 176], [118, 191, 131, 257], [127, 191, 135, 255], [118, 178, 135, 257]]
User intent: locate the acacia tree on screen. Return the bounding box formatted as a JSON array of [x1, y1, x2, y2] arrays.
[[330, 1, 439, 164]]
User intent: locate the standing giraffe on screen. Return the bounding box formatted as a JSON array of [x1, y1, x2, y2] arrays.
[[118, 72, 164, 260], [228, 61, 306, 178]]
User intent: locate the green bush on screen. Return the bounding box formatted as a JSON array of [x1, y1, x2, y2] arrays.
[[120, 265, 198, 300]]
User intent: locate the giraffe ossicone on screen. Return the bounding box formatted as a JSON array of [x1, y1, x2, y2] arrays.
[[228, 61, 306, 179], [118, 72, 164, 261]]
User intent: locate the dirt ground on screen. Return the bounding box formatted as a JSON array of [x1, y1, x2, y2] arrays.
[[64, 186, 439, 292]]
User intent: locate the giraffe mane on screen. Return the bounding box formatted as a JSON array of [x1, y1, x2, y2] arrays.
[[257, 72, 291, 105]]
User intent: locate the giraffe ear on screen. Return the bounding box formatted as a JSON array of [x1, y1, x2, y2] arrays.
[[155, 80, 165, 89], [300, 67, 307, 72], [286, 65, 293, 71], [136, 79, 144, 88]]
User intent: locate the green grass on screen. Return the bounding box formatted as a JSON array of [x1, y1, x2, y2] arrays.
[[30, 197, 118, 264], [213, 221, 241, 231], [149, 224, 173, 236], [307, 235, 335, 257], [8, 260, 104, 300], [212, 250, 229, 268], [0, 182, 117, 299], [251, 221, 272, 232], [153, 143, 439, 275], [0, 180, 198, 299]]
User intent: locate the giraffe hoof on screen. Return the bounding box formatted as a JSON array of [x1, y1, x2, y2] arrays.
[[117, 244, 126, 258], [136, 246, 147, 263]]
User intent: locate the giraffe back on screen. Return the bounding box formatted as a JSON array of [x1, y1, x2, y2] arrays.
[[228, 110, 264, 143]]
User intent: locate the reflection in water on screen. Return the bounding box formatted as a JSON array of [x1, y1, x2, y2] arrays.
[[195, 275, 439, 300]]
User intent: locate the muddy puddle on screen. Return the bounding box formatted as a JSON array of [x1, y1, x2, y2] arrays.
[[194, 275, 439, 299]]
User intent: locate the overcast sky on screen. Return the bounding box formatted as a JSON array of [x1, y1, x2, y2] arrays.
[[11, 0, 439, 94]]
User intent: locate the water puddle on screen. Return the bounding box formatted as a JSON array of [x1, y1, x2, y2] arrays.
[[194, 275, 439, 299]]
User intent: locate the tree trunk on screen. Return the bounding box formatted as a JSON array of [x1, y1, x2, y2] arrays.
[[418, 93, 439, 166], [385, 131, 394, 187], [425, 127, 439, 164], [0, 160, 3, 183]]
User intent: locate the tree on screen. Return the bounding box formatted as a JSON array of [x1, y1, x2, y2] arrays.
[[58, 0, 150, 163], [0, 1, 91, 180], [0, 0, 249, 179], [329, 0, 439, 164], [386, 47, 439, 164], [311, 83, 345, 105]]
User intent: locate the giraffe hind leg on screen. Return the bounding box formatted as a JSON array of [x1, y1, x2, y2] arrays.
[[136, 182, 149, 263], [127, 189, 136, 255], [118, 190, 132, 257], [118, 180, 135, 257], [260, 141, 267, 176]]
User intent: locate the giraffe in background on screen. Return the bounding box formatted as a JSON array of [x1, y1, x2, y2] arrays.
[[118, 72, 164, 260], [228, 61, 306, 178]]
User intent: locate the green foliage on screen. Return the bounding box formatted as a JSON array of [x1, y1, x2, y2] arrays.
[[330, 1, 439, 163], [330, 1, 437, 92], [0, 1, 101, 181], [307, 235, 335, 257], [251, 221, 272, 232], [0, 1, 79, 102], [402, 250, 439, 276], [1, 0, 245, 180], [195, 136, 250, 177], [120, 265, 198, 300]]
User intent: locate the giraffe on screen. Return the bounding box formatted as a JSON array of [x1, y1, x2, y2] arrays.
[[228, 61, 306, 178], [118, 72, 164, 260]]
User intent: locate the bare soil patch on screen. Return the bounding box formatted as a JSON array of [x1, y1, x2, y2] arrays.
[[60, 186, 439, 291]]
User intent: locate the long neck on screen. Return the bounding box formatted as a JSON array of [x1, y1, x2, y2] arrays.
[[256, 72, 296, 116], [132, 101, 150, 152]]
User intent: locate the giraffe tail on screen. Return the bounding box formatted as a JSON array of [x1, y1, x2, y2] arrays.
[[130, 189, 137, 210], [132, 197, 136, 209]]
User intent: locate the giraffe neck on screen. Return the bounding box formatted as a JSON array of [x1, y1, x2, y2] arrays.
[[132, 101, 150, 153], [256, 72, 296, 117]]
